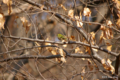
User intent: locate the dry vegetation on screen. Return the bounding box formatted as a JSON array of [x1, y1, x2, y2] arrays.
[[0, 0, 120, 80]]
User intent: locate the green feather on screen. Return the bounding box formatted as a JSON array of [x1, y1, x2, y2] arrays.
[[57, 34, 67, 40]]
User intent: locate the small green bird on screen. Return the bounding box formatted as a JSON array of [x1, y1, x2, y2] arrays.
[[57, 34, 67, 41]]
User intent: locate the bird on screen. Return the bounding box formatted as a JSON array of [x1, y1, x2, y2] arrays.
[[57, 34, 67, 41]]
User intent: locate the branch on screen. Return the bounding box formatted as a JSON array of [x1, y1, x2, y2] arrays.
[[115, 56, 119, 74], [22, 0, 47, 10], [1, 35, 119, 56], [0, 54, 92, 62]]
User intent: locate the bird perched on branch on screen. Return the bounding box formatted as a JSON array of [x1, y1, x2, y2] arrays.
[[57, 34, 67, 41]]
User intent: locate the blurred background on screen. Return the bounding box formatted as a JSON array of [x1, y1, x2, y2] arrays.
[[0, 0, 120, 80]]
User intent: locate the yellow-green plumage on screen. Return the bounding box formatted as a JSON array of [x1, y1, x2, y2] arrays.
[[57, 34, 67, 41]]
